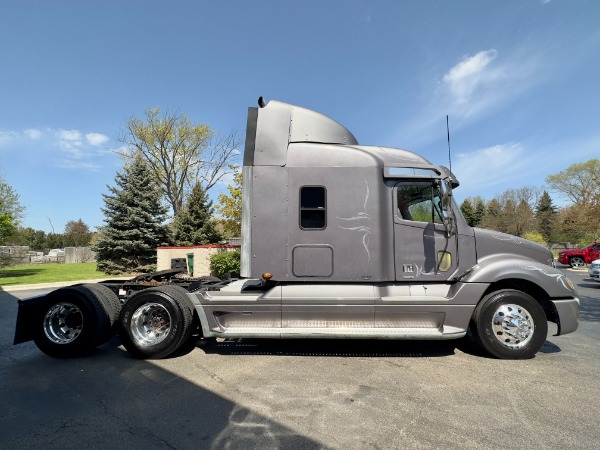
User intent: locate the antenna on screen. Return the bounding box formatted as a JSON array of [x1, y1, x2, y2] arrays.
[[446, 115, 452, 172]]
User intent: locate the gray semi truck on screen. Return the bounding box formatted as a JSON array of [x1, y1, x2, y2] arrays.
[[14, 98, 580, 360]]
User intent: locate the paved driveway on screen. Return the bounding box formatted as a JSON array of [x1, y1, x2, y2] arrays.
[[0, 268, 598, 449]]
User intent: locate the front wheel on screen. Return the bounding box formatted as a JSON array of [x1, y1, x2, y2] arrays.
[[569, 256, 585, 268], [117, 286, 194, 359], [470, 289, 548, 359]]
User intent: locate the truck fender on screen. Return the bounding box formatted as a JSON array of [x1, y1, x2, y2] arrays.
[[185, 292, 214, 338], [464, 255, 577, 299]]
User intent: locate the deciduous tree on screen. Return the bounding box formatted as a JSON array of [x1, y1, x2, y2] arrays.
[[546, 159, 600, 206], [546, 159, 600, 242], [216, 167, 242, 238], [64, 219, 92, 247], [7, 227, 47, 250], [117, 108, 240, 216], [0, 174, 25, 244]]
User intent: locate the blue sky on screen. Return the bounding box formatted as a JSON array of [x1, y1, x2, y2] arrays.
[[1, 0, 598, 233]]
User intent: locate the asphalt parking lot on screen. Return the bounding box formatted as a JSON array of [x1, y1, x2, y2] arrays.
[[1, 267, 599, 450]]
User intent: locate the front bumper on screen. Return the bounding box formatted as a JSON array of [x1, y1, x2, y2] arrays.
[[550, 298, 580, 336], [588, 267, 600, 281]]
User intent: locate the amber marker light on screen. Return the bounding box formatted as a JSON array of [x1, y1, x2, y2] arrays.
[[262, 273, 273, 280], [565, 278, 574, 290]]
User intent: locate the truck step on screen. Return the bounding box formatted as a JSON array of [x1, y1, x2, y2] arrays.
[[217, 326, 466, 340]]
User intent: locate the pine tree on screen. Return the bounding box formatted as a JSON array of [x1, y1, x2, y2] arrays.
[[481, 198, 502, 231], [95, 154, 170, 274], [473, 197, 486, 227], [173, 182, 223, 246], [460, 199, 475, 226], [535, 190, 557, 243]]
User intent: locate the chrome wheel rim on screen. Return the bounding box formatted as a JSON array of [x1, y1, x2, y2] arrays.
[[491, 304, 534, 349], [571, 257, 585, 268], [43, 302, 83, 344], [130, 303, 171, 347]]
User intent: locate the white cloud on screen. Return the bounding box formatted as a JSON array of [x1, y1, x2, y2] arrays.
[[216, 170, 236, 188], [86, 133, 109, 146], [0, 126, 114, 170], [452, 143, 534, 195], [0, 131, 19, 147], [55, 159, 102, 171], [55, 130, 84, 159], [390, 46, 546, 147], [438, 48, 535, 121], [57, 129, 82, 141], [443, 50, 499, 104], [24, 129, 42, 140]]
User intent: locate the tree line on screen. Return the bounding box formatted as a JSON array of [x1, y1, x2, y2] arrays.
[[1, 108, 242, 273], [92, 108, 242, 274], [459, 159, 600, 246], [7, 219, 93, 250]]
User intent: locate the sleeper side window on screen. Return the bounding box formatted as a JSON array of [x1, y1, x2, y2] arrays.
[[396, 183, 444, 224], [300, 186, 326, 230]]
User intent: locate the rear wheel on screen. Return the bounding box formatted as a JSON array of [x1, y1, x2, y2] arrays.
[[470, 289, 548, 359], [86, 284, 121, 345], [569, 256, 585, 268], [117, 286, 194, 359], [33, 284, 114, 358]]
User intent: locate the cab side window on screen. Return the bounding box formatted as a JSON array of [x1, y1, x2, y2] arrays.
[[396, 183, 444, 224], [300, 186, 326, 230]]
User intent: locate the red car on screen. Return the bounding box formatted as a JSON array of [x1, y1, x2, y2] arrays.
[[558, 242, 600, 267]]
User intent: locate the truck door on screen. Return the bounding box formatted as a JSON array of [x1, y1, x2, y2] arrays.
[[393, 181, 458, 281]]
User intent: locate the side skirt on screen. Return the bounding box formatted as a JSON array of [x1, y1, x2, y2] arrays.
[[212, 326, 466, 340]]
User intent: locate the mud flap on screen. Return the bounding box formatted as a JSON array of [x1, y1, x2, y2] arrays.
[[13, 295, 47, 345]]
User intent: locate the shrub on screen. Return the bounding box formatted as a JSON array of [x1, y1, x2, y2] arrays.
[[210, 251, 240, 279], [522, 231, 547, 247]]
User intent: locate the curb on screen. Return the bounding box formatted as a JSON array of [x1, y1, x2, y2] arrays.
[[0, 278, 131, 293]]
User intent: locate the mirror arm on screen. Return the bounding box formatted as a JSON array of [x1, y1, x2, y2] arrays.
[[441, 178, 457, 237]]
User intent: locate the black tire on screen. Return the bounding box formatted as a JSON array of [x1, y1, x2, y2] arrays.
[[33, 285, 112, 358], [569, 256, 585, 268], [84, 284, 121, 345], [470, 289, 548, 359], [117, 286, 194, 359]]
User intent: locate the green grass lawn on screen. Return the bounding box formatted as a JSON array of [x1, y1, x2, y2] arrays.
[[0, 262, 114, 286]]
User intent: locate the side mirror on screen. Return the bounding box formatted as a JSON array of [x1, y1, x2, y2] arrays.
[[440, 179, 457, 236]]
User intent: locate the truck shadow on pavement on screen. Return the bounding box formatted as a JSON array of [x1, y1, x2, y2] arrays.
[[199, 337, 464, 358], [192, 325, 565, 358], [194, 335, 562, 359], [0, 289, 324, 450]]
